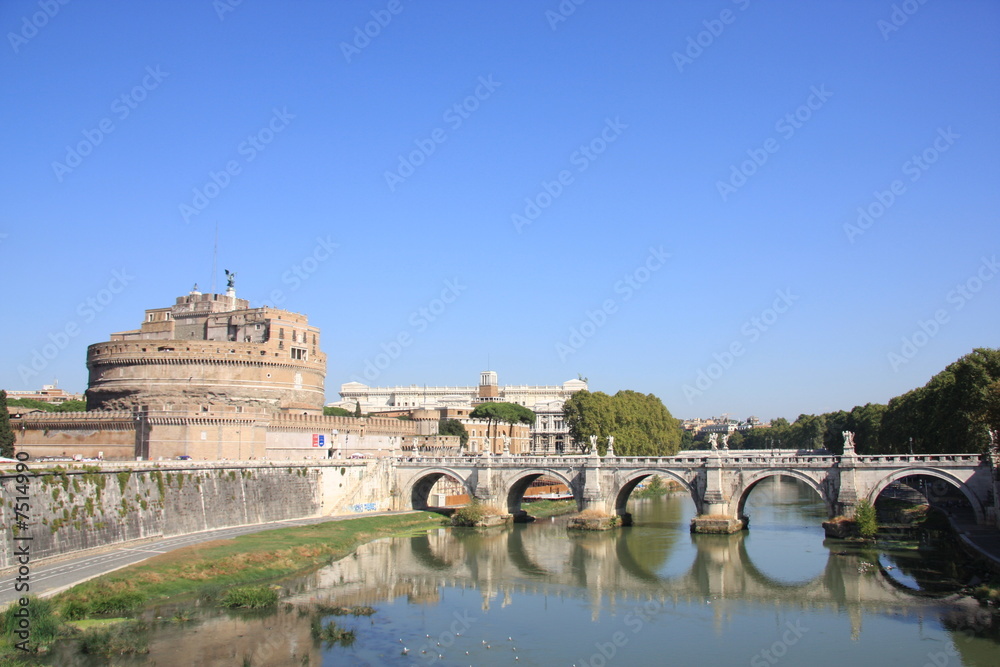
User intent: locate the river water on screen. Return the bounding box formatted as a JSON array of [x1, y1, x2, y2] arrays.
[[53, 478, 1000, 666]]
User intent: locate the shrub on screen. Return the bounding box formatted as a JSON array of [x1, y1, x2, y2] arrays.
[[88, 590, 145, 615], [0, 596, 60, 652], [855, 499, 879, 539], [310, 618, 356, 646], [78, 620, 149, 657], [219, 585, 279, 609], [451, 501, 502, 526]]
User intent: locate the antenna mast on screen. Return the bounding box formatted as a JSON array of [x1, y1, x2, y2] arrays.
[[211, 222, 218, 294]]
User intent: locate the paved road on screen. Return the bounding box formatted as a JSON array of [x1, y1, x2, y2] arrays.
[[0, 512, 411, 606]]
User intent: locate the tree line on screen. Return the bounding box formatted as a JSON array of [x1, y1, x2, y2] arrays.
[[690, 348, 1000, 454]]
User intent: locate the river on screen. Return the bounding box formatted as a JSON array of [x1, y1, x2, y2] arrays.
[[51, 477, 999, 666]]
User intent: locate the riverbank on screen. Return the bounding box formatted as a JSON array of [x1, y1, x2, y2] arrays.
[[0, 512, 445, 660]]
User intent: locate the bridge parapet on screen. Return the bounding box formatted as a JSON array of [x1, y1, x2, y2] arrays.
[[856, 454, 982, 466]]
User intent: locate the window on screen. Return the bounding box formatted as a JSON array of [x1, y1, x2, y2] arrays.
[[291, 347, 307, 360]]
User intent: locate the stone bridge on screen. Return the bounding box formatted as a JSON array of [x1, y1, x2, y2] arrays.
[[392, 448, 997, 531]]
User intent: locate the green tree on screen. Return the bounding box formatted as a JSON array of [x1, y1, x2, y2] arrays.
[[323, 406, 353, 417], [854, 499, 878, 539], [353, 401, 362, 418], [726, 430, 744, 450], [881, 348, 1000, 453], [563, 389, 682, 456], [0, 391, 16, 458], [469, 402, 535, 452], [438, 418, 469, 447]]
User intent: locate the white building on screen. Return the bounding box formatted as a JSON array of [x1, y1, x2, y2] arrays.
[[336, 371, 587, 413], [334, 372, 587, 455]]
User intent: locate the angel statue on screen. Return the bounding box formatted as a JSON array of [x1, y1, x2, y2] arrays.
[[709, 433, 719, 451], [606, 435, 615, 457], [842, 431, 856, 453], [721, 434, 729, 450], [225, 269, 237, 290], [588, 434, 598, 456]]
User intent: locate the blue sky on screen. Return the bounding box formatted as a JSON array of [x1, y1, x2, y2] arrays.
[[2, 0, 998, 420]]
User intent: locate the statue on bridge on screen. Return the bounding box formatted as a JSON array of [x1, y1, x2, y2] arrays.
[[606, 435, 615, 457], [842, 431, 856, 455], [721, 434, 729, 450], [589, 434, 598, 457], [709, 433, 719, 451], [502, 434, 511, 456]]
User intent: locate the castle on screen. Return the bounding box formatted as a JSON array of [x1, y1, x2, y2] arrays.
[[12, 285, 445, 461]]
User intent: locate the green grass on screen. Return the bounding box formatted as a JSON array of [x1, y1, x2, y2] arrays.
[[53, 512, 444, 617], [522, 499, 576, 517], [0, 596, 60, 654], [65, 618, 128, 630]]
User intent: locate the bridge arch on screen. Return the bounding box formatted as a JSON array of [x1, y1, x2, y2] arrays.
[[730, 469, 834, 519], [402, 467, 473, 511], [867, 467, 985, 524], [502, 468, 577, 514], [611, 470, 701, 516]]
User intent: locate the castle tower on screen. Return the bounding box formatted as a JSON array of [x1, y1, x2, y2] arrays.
[[85, 287, 326, 414]]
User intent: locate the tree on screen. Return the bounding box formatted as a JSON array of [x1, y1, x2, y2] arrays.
[[469, 402, 533, 453], [563, 389, 682, 456], [7, 398, 86, 413], [854, 499, 878, 539], [439, 419, 469, 447], [354, 401, 362, 418], [323, 406, 353, 417], [0, 391, 16, 459]]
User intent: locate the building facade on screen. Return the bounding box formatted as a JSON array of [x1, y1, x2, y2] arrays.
[[337, 372, 587, 412], [337, 372, 586, 455]]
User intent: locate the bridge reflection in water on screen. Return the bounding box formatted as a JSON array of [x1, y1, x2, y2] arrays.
[[290, 478, 953, 636], [130, 478, 996, 667]]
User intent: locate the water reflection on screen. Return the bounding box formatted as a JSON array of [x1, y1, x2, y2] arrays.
[[50, 478, 1000, 666]]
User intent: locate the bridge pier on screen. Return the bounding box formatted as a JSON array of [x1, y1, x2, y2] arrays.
[[690, 453, 746, 534]]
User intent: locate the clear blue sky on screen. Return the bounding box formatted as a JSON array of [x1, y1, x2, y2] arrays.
[[2, 1, 998, 421]]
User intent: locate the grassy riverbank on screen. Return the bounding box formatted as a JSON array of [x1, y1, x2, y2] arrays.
[[0, 513, 447, 661], [52, 512, 444, 616]]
